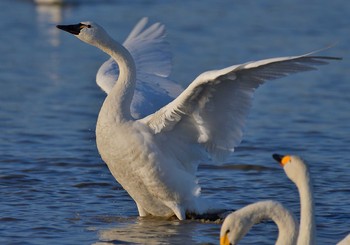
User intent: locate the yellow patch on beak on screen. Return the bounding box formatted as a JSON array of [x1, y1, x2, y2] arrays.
[[281, 155, 291, 166], [220, 234, 230, 245]]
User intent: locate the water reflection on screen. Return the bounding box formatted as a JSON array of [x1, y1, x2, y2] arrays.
[[94, 216, 219, 245], [34, 0, 111, 5], [35, 3, 64, 47], [34, 0, 64, 4]]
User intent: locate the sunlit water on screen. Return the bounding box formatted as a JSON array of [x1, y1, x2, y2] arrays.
[[1, 0, 349, 244]]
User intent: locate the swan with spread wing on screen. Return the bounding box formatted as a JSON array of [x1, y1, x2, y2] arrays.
[[57, 18, 340, 220]]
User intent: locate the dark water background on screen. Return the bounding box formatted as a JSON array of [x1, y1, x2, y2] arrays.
[[1, 0, 349, 244]]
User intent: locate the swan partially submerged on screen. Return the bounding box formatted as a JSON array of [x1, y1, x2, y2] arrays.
[[57, 19, 340, 220]]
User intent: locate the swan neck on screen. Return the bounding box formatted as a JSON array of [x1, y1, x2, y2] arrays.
[[297, 172, 316, 245], [242, 202, 298, 245], [254, 206, 297, 245], [98, 36, 136, 122]]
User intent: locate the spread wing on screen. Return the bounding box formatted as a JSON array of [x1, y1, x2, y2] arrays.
[[96, 17, 182, 118], [141, 53, 340, 168]]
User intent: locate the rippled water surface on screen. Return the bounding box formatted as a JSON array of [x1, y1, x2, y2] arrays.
[[1, 0, 349, 244]]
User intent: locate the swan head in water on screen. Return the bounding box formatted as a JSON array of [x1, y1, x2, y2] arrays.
[[57, 21, 110, 47], [272, 154, 309, 184]]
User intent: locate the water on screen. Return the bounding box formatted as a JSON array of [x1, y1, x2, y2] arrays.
[[1, 0, 349, 244]]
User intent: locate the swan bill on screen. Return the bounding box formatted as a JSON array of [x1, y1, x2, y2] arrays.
[[272, 153, 291, 166], [272, 153, 284, 162], [220, 233, 230, 245], [57, 23, 85, 35]]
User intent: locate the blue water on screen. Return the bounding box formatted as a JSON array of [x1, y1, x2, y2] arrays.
[[1, 0, 349, 244]]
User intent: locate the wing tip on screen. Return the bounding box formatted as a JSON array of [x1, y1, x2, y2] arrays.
[[308, 56, 342, 61]]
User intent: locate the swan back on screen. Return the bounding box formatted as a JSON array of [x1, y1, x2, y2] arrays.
[[220, 200, 298, 245]]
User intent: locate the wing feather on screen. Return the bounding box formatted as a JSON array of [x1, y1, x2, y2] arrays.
[[141, 53, 340, 163]]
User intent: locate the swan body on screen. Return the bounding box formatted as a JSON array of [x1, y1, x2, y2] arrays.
[[57, 19, 340, 220], [220, 200, 298, 245], [273, 154, 316, 245]]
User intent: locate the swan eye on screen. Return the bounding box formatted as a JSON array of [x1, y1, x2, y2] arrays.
[[79, 24, 91, 29]]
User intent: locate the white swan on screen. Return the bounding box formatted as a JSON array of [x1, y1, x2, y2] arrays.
[[273, 154, 316, 245], [220, 200, 299, 245], [56, 19, 340, 220]]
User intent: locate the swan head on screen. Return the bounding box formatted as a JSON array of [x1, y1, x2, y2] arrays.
[[220, 212, 251, 245], [57, 21, 110, 47], [272, 154, 309, 184]]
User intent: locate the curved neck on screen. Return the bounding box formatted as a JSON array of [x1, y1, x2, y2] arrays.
[[238, 202, 298, 245], [97, 36, 136, 122], [297, 171, 316, 245]]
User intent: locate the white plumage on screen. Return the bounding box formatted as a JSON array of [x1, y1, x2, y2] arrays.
[[220, 200, 298, 245], [274, 154, 316, 245], [277, 155, 349, 245], [96, 17, 182, 119], [57, 19, 340, 220], [220, 154, 314, 245]]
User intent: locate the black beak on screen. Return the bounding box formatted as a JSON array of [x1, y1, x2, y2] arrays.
[[56, 23, 83, 35], [272, 153, 284, 163]]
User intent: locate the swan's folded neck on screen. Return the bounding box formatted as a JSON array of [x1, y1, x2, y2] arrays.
[[96, 36, 136, 123], [247, 202, 298, 245]]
